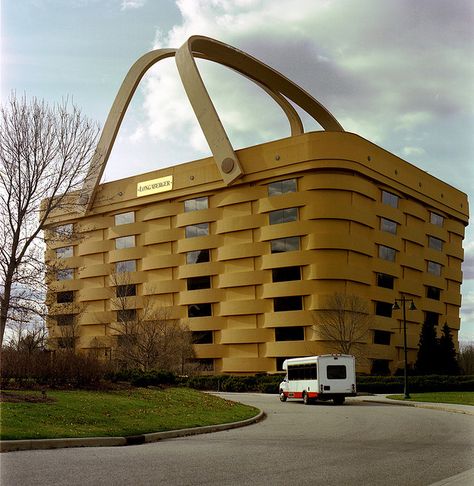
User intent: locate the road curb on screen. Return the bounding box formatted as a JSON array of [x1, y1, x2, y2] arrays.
[[361, 398, 474, 416], [0, 410, 265, 453]]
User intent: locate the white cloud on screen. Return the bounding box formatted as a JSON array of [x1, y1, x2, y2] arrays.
[[120, 0, 146, 11]]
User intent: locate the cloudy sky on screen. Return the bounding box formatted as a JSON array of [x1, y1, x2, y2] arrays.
[[2, 0, 473, 340]]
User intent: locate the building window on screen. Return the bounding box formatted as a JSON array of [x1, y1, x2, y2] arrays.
[[114, 211, 135, 226], [271, 236, 300, 254], [117, 309, 137, 322], [115, 260, 136, 273], [115, 235, 135, 249], [427, 260, 442, 276], [192, 358, 214, 371], [371, 359, 391, 375], [276, 357, 293, 371], [375, 301, 393, 318], [187, 276, 211, 291], [57, 337, 75, 349], [269, 208, 298, 225], [430, 212, 444, 227], [185, 223, 209, 238], [373, 330, 391, 345], [188, 303, 212, 318], [56, 246, 73, 259], [424, 311, 439, 326], [275, 326, 304, 341], [272, 266, 301, 282], [428, 236, 443, 252], [380, 217, 397, 235], [186, 249, 210, 264], [378, 245, 396, 262], [382, 190, 399, 208], [57, 268, 74, 280], [184, 197, 208, 212], [192, 331, 213, 344], [268, 178, 297, 197], [54, 224, 73, 237], [116, 284, 136, 297], [426, 286, 441, 300], [376, 273, 394, 289], [56, 291, 74, 303], [274, 296, 303, 312], [55, 314, 74, 326]]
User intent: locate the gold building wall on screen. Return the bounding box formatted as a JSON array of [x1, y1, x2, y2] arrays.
[[45, 131, 469, 374]]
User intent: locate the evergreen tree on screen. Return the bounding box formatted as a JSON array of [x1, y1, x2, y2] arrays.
[[438, 324, 459, 375], [415, 321, 439, 375]]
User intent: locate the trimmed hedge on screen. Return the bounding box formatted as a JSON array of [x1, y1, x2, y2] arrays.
[[180, 373, 474, 394], [108, 369, 176, 387], [356, 375, 474, 394]]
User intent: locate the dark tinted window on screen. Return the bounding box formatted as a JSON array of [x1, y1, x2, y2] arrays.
[[269, 208, 298, 225], [186, 249, 210, 264], [57, 291, 74, 303], [376, 273, 394, 289], [116, 285, 136, 297], [270, 237, 300, 253], [55, 314, 74, 326], [373, 330, 391, 345], [375, 301, 393, 318], [192, 331, 213, 344], [275, 326, 304, 341], [272, 266, 301, 282], [268, 178, 297, 196], [188, 303, 212, 318], [426, 286, 441, 300], [425, 311, 439, 326], [327, 365, 347, 380], [428, 236, 443, 251], [187, 276, 211, 290], [117, 309, 136, 322], [274, 296, 303, 312], [371, 359, 391, 375]]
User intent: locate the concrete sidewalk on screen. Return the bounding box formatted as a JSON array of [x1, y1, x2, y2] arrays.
[[353, 394, 474, 416]]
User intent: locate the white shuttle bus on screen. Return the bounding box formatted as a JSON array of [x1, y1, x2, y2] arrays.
[[279, 355, 356, 405]]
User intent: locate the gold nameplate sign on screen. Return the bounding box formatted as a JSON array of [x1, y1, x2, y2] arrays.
[[137, 175, 173, 197]]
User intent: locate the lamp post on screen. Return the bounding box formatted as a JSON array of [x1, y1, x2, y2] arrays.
[[392, 296, 416, 400]]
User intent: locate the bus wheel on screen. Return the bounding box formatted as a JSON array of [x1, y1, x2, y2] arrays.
[[303, 392, 311, 405], [333, 396, 345, 405], [279, 391, 287, 402]]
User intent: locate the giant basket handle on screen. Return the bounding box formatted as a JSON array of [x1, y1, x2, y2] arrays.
[[79, 36, 343, 212]]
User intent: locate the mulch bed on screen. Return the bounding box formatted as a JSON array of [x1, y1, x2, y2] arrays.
[[0, 391, 57, 404]]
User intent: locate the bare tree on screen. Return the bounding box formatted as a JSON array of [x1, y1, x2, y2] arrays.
[[4, 318, 47, 354], [0, 94, 99, 347], [108, 273, 195, 372], [312, 293, 371, 357]]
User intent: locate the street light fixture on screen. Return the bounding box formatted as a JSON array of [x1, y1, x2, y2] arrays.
[[392, 296, 416, 399]]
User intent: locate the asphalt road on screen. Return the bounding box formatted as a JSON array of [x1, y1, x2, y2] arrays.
[[1, 393, 473, 486]]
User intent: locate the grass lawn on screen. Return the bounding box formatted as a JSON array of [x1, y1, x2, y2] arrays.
[[387, 391, 474, 406], [0, 388, 259, 441]]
